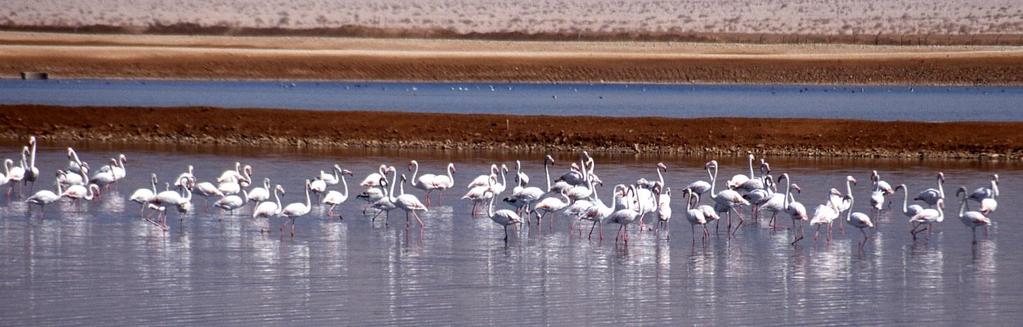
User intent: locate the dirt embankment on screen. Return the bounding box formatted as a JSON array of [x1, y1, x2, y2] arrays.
[[1, 105, 1020, 160], [1, 32, 1022, 85]]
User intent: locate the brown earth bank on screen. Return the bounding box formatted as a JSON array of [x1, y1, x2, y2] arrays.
[[2, 105, 1020, 160], [1, 32, 1022, 85]]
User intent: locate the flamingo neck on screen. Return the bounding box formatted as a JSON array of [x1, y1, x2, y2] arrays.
[[709, 165, 719, 196], [56, 180, 63, 194], [901, 186, 909, 214], [29, 142, 36, 168], [340, 174, 349, 198], [937, 177, 944, 198], [958, 194, 967, 217], [544, 159, 551, 192], [487, 194, 496, 218], [992, 180, 999, 198], [388, 169, 398, 200], [846, 179, 854, 196], [845, 197, 854, 221], [304, 183, 311, 207], [782, 178, 791, 207], [656, 166, 664, 186], [410, 162, 420, 186], [274, 188, 282, 207], [748, 156, 755, 178]]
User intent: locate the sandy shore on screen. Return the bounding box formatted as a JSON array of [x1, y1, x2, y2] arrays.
[[1, 32, 1022, 85], [1, 105, 1019, 160]]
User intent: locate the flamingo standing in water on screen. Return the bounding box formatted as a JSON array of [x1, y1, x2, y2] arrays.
[[810, 189, 845, 242], [705, 160, 750, 236], [129, 173, 159, 217], [956, 186, 991, 244], [246, 178, 272, 208], [396, 174, 429, 232], [322, 169, 353, 218], [967, 174, 999, 214], [408, 160, 455, 206], [777, 174, 808, 245], [25, 173, 62, 218], [23, 137, 39, 190], [914, 172, 945, 208], [504, 156, 550, 224], [652, 184, 672, 240], [280, 180, 313, 237], [359, 164, 389, 188], [607, 185, 643, 246], [253, 185, 285, 233], [483, 190, 523, 243], [682, 188, 712, 245], [845, 195, 875, 250], [318, 164, 342, 185], [467, 164, 499, 189], [909, 199, 945, 240]]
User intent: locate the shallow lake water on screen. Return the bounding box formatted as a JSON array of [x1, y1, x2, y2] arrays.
[[0, 145, 1019, 324], [2, 79, 1022, 121]]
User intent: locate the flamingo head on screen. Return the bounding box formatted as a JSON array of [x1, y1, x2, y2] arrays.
[[652, 184, 662, 196], [178, 202, 193, 213], [342, 169, 354, 176], [792, 184, 802, 193], [66, 147, 74, 158], [276, 185, 286, 195], [705, 160, 718, 170], [29, 136, 36, 145], [119, 154, 127, 163], [747, 153, 755, 161], [545, 155, 555, 164], [243, 165, 253, 175], [760, 160, 771, 174], [333, 164, 342, 171], [938, 172, 945, 182], [829, 188, 842, 197], [304, 179, 311, 188], [570, 162, 580, 172], [500, 164, 509, 173], [956, 186, 967, 198], [408, 161, 417, 172], [187, 165, 194, 174], [992, 174, 999, 182], [656, 162, 667, 171], [847, 176, 858, 185], [448, 163, 456, 174]]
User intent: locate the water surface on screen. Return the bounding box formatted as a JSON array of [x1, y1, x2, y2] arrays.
[[0, 146, 1019, 324], [1, 79, 1021, 121]]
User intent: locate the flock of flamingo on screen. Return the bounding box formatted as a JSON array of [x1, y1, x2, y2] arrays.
[[3, 136, 1001, 247]]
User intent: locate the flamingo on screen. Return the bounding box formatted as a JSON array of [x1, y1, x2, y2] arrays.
[[4, 158, 25, 195], [462, 174, 496, 218], [736, 158, 769, 192], [607, 185, 643, 245], [637, 162, 668, 189], [129, 173, 159, 217], [97, 154, 127, 183], [194, 179, 225, 209], [214, 191, 247, 216], [576, 179, 617, 240], [503, 156, 549, 224], [369, 176, 398, 226], [216, 162, 243, 183], [359, 164, 388, 188], [909, 199, 945, 240], [396, 174, 429, 231], [967, 174, 999, 214], [56, 169, 85, 186], [682, 188, 711, 245], [467, 164, 499, 189], [89, 159, 118, 190], [23, 137, 39, 189], [151, 178, 194, 224], [62, 184, 100, 210], [319, 164, 342, 185], [565, 156, 601, 200], [253, 185, 286, 233], [777, 174, 808, 245], [246, 178, 272, 206], [25, 174, 62, 218], [408, 160, 456, 206], [280, 179, 313, 237], [322, 169, 353, 218], [895, 184, 924, 220], [744, 173, 774, 222], [483, 190, 523, 243], [66, 147, 87, 175], [309, 178, 327, 202], [533, 188, 570, 232], [652, 184, 672, 240], [810, 189, 845, 242], [514, 160, 530, 186], [870, 170, 894, 209], [726, 153, 756, 189], [914, 172, 945, 207], [845, 195, 875, 249], [956, 186, 991, 244], [757, 177, 788, 230], [706, 160, 750, 236]]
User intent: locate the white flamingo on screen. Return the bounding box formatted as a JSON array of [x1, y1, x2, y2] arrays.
[[66, 147, 87, 175], [967, 174, 999, 214], [607, 185, 643, 246], [533, 187, 570, 232], [810, 189, 845, 242], [214, 191, 248, 216], [467, 164, 499, 189], [914, 172, 945, 207], [956, 186, 991, 244], [706, 160, 750, 236], [396, 174, 429, 231], [682, 188, 711, 244], [253, 185, 286, 233], [129, 173, 159, 216], [89, 159, 117, 190], [845, 194, 875, 249], [463, 174, 497, 218], [322, 169, 353, 218], [25, 174, 62, 218], [514, 160, 530, 186], [319, 164, 342, 185], [408, 160, 456, 207], [62, 184, 100, 210], [895, 184, 924, 220], [309, 178, 327, 202], [23, 137, 39, 189], [246, 178, 272, 206], [369, 176, 398, 226], [280, 179, 313, 238], [504, 156, 549, 224], [652, 184, 672, 240], [4, 158, 25, 195], [359, 164, 388, 188], [173, 165, 194, 187], [909, 199, 945, 240], [778, 174, 808, 245], [483, 190, 523, 243], [726, 153, 756, 189]]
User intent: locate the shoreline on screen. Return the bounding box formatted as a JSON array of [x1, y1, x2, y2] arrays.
[[1, 105, 1020, 161], [2, 32, 1022, 86]]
